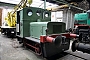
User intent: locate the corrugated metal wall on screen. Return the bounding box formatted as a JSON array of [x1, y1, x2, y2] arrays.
[[51, 9, 76, 29], [63, 9, 75, 29]]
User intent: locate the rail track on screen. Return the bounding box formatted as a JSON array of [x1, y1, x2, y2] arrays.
[[45, 51, 89, 60]]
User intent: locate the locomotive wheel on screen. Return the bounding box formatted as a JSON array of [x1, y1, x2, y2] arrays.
[[35, 44, 41, 55]]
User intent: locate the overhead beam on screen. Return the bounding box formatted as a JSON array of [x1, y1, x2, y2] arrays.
[[50, 0, 86, 11]]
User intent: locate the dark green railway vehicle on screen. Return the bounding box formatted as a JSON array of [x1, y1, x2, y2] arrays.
[[16, 7, 71, 58]]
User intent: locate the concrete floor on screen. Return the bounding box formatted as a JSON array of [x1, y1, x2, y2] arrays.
[[0, 34, 90, 60]]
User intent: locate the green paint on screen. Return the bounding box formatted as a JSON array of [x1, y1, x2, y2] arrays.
[[30, 22, 66, 39], [17, 7, 66, 39], [74, 13, 90, 25], [30, 22, 47, 39], [17, 7, 51, 37]]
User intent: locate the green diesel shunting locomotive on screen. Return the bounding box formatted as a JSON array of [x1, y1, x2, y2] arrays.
[[16, 7, 71, 58]]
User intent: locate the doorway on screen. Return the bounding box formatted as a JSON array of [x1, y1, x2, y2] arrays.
[[0, 8, 2, 26]]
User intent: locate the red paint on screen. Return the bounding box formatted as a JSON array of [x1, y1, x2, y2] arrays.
[[61, 33, 70, 38], [46, 36, 54, 43], [70, 34, 77, 38], [26, 43, 39, 50], [61, 33, 78, 38], [40, 34, 60, 43], [74, 24, 88, 26], [40, 36, 46, 43]]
